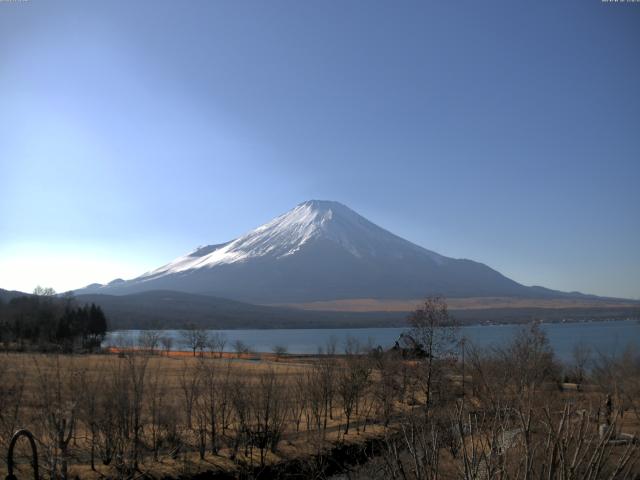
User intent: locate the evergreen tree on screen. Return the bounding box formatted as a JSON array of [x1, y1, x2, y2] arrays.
[[4, 293, 109, 352], [86, 304, 107, 349]]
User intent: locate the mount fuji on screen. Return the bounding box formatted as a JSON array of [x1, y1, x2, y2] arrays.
[[76, 200, 578, 304]]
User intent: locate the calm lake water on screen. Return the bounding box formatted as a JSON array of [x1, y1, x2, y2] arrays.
[[105, 319, 639, 362]]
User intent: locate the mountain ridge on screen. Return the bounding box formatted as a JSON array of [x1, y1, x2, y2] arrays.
[[3, 288, 638, 329], [74, 200, 605, 303]]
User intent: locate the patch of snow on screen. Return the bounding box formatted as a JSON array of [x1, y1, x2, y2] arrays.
[[136, 200, 446, 281]]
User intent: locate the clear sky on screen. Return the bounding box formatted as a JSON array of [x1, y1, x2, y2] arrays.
[[1, 0, 639, 298]]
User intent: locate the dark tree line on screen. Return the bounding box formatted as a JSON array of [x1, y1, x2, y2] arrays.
[[0, 287, 107, 352]]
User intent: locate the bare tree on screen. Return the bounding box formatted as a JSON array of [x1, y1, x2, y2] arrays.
[[316, 335, 338, 357], [250, 369, 288, 466], [32, 355, 82, 480], [337, 363, 357, 435], [233, 339, 250, 357], [218, 360, 234, 435], [304, 363, 330, 449], [372, 349, 401, 426], [160, 335, 173, 356], [147, 362, 168, 461], [407, 296, 457, 408], [380, 406, 443, 480], [337, 338, 371, 435], [138, 330, 160, 354], [272, 344, 288, 359], [126, 352, 149, 470], [0, 357, 25, 456], [33, 285, 57, 297], [230, 375, 251, 459], [193, 362, 208, 460], [78, 368, 101, 470], [316, 355, 337, 432], [593, 344, 640, 422], [181, 326, 209, 357], [290, 373, 307, 432], [178, 360, 200, 429], [94, 358, 121, 467], [569, 340, 592, 384], [199, 360, 222, 454], [208, 332, 227, 358], [508, 323, 559, 399]]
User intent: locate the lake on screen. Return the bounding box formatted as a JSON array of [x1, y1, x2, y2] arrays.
[[105, 319, 639, 362]]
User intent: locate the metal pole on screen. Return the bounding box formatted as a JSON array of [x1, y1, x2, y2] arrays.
[[6, 429, 39, 480]]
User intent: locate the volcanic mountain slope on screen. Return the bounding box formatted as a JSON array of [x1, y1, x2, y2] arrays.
[[76, 200, 586, 303]]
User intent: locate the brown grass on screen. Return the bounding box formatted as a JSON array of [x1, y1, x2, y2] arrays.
[[0, 351, 394, 479], [2, 350, 638, 479], [272, 296, 640, 312]]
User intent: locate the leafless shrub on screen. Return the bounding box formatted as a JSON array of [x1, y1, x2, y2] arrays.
[[138, 330, 160, 355], [160, 335, 173, 356], [372, 349, 402, 427], [194, 359, 224, 456], [290, 373, 308, 433], [338, 339, 372, 435], [250, 369, 288, 465], [229, 375, 251, 459], [233, 339, 250, 357], [593, 344, 640, 422], [272, 344, 288, 359], [78, 367, 100, 470], [146, 363, 168, 461], [181, 326, 209, 357], [303, 365, 329, 450], [31, 355, 83, 480], [568, 341, 592, 384], [207, 332, 227, 358], [178, 360, 200, 430], [0, 357, 25, 457], [468, 323, 561, 413], [407, 296, 458, 409]]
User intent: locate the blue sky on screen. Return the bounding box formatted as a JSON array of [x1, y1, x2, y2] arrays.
[[1, 0, 639, 298]]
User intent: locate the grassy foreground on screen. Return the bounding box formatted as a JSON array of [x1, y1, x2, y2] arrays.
[[1, 323, 639, 479], [0, 350, 401, 479]]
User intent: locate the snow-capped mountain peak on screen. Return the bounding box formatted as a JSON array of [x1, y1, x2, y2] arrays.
[[140, 200, 436, 280], [78, 200, 535, 303]]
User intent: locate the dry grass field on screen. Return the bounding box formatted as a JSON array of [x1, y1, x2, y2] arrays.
[[275, 296, 640, 312], [0, 350, 401, 479], [1, 320, 639, 480]]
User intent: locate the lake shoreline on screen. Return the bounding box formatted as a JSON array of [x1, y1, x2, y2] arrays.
[[107, 315, 639, 332], [105, 319, 640, 362]]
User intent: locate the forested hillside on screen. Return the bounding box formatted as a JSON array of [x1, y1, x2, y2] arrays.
[[0, 288, 107, 352]]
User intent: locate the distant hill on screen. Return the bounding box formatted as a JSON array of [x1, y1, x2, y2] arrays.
[[75, 200, 605, 304], [0, 288, 30, 303], [76, 290, 640, 330], [75, 290, 406, 330], [3, 287, 637, 329]]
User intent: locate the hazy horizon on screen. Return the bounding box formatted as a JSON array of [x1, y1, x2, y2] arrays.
[[1, 1, 639, 298]]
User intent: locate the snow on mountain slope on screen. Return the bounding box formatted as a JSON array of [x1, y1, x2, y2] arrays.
[[139, 200, 445, 281], [76, 200, 568, 303]]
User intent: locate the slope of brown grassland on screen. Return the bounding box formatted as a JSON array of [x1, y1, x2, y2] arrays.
[[274, 296, 640, 312], [0, 352, 401, 479], [1, 349, 638, 479]]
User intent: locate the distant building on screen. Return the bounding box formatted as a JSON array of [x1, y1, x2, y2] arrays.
[[390, 333, 428, 358]]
